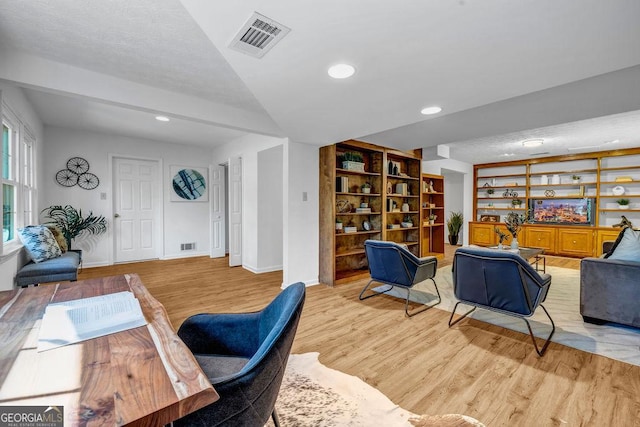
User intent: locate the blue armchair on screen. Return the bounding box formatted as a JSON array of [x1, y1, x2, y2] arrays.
[[174, 282, 306, 427], [450, 247, 555, 356], [360, 240, 440, 317]]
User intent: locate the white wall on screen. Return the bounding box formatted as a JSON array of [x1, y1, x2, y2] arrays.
[[211, 135, 319, 287], [0, 83, 44, 290], [423, 158, 474, 246], [442, 171, 464, 243], [42, 126, 213, 266], [283, 141, 319, 286], [257, 145, 283, 272], [211, 133, 285, 273]]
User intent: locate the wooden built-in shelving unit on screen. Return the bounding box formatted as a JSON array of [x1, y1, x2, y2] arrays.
[[319, 140, 424, 286]]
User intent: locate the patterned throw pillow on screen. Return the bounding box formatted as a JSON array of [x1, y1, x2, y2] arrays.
[[45, 224, 68, 253], [17, 225, 63, 263], [607, 227, 640, 262]]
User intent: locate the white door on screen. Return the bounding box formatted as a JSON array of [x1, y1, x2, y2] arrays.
[[228, 157, 242, 266], [113, 157, 161, 263], [210, 165, 225, 258]]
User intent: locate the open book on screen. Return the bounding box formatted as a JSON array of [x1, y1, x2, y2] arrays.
[[37, 291, 147, 352]]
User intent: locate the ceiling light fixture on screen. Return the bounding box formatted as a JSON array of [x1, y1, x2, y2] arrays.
[[420, 106, 442, 115], [522, 138, 544, 148], [328, 64, 355, 79], [155, 116, 170, 122], [605, 139, 620, 144], [501, 153, 515, 157]]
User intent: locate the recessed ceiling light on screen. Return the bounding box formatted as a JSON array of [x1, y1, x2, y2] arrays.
[[605, 139, 620, 144], [420, 106, 442, 115], [328, 64, 355, 79], [522, 138, 544, 148], [155, 115, 170, 122], [501, 153, 515, 157]]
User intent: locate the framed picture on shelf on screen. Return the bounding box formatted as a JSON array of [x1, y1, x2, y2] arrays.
[[480, 214, 501, 223]]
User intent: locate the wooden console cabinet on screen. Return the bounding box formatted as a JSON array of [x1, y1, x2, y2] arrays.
[[471, 147, 640, 257]]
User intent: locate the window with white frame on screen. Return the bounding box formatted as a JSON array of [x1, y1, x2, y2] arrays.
[[2, 105, 37, 251]]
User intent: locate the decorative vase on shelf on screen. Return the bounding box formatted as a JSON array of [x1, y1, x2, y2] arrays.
[[540, 175, 548, 185], [498, 243, 503, 250], [510, 238, 519, 249], [401, 203, 410, 212], [551, 174, 560, 185]]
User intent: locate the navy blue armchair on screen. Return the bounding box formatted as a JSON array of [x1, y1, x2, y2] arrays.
[[174, 282, 306, 427], [450, 247, 555, 356], [360, 240, 440, 317]]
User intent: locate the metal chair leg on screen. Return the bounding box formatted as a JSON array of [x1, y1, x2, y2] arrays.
[[271, 408, 281, 427], [521, 304, 555, 356], [448, 301, 477, 327], [405, 278, 441, 317], [359, 280, 393, 300]]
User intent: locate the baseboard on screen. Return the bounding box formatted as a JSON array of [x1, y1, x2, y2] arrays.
[[281, 278, 320, 289], [161, 251, 210, 260], [82, 261, 111, 268], [243, 264, 283, 274]]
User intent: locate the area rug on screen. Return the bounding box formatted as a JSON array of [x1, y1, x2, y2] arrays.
[[267, 352, 485, 427], [376, 266, 640, 366]]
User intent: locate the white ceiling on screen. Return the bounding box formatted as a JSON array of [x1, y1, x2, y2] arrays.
[[0, 0, 639, 161]]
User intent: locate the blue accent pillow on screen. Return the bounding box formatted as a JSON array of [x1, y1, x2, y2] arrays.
[[608, 227, 640, 262], [18, 225, 63, 263]]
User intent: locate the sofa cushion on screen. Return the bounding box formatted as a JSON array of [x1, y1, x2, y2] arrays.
[[16, 251, 80, 278], [607, 227, 640, 262], [17, 225, 62, 263]]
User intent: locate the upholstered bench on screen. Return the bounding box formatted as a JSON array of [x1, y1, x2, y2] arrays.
[[16, 250, 82, 287]]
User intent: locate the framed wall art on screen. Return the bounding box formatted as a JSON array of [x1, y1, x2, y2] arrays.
[[170, 166, 208, 202]]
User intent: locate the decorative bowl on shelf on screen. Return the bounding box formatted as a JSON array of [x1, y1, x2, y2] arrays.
[[400, 222, 413, 228]]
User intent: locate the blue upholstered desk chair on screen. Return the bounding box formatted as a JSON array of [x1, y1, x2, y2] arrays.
[[361, 240, 440, 317], [174, 282, 306, 427], [450, 247, 555, 356]]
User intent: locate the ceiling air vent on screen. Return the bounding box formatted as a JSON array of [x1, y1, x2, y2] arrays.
[[230, 12, 290, 58]]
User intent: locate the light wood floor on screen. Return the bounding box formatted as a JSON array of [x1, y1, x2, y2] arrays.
[[79, 246, 638, 427]]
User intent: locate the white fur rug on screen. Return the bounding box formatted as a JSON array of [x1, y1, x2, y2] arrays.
[[377, 266, 640, 366], [268, 352, 484, 427]]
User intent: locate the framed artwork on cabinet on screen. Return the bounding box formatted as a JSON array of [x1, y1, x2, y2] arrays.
[[480, 214, 501, 222]]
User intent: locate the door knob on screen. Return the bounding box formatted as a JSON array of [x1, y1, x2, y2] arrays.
[[114, 213, 120, 218]]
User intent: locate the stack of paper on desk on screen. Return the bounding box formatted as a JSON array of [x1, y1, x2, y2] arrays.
[[37, 291, 147, 352]]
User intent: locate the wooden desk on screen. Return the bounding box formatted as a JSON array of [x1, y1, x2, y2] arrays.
[[0, 274, 218, 426]]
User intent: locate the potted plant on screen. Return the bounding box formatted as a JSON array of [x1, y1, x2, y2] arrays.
[[494, 226, 508, 249], [572, 174, 581, 184], [401, 215, 413, 228], [512, 198, 523, 207], [428, 213, 437, 225], [617, 198, 630, 209], [504, 211, 527, 249], [447, 211, 464, 245], [361, 182, 371, 194], [486, 188, 495, 197], [41, 205, 107, 249], [341, 152, 365, 172]]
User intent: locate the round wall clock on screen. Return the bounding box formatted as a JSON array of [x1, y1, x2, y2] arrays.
[[56, 169, 78, 187], [66, 157, 90, 174], [78, 172, 100, 190]]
